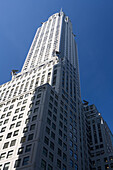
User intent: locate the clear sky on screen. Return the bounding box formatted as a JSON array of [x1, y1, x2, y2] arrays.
[[0, 0, 113, 132]]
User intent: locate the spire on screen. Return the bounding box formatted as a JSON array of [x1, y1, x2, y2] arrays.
[[60, 8, 62, 13]]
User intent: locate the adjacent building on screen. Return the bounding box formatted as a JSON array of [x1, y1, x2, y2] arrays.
[[83, 104, 113, 170]]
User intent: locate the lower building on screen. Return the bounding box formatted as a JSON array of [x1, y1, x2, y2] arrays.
[[83, 104, 113, 170]]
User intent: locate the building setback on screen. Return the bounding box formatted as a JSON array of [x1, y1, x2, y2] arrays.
[[0, 11, 113, 170]]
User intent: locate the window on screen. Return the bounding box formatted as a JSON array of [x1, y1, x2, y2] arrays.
[[3, 162, 10, 170], [41, 159, 46, 170], [58, 138, 62, 146], [6, 132, 12, 139], [18, 113, 23, 118], [63, 153, 67, 161], [53, 114, 56, 121], [57, 159, 61, 169], [0, 121, 3, 126], [43, 147, 48, 157], [1, 114, 5, 119], [35, 101, 40, 106], [16, 121, 21, 127], [47, 118, 51, 125], [34, 107, 38, 113], [22, 156, 29, 166], [48, 110, 52, 117], [20, 136, 26, 143], [1, 127, 6, 132], [51, 131, 55, 140], [21, 106, 26, 111], [70, 159, 73, 167], [14, 159, 21, 168], [48, 164, 53, 170], [44, 136, 49, 145], [52, 123, 56, 130], [23, 126, 28, 132], [74, 153, 77, 161], [75, 164, 78, 170], [58, 148, 62, 156], [7, 150, 13, 158], [23, 99, 27, 104], [25, 118, 30, 124], [46, 126, 50, 134], [0, 135, 3, 141], [10, 140, 16, 147], [63, 143, 67, 151], [18, 147, 24, 154], [32, 115, 37, 121], [64, 134, 67, 141], [3, 142, 9, 149], [12, 116, 17, 121], [49, 152, 53, 162], [30, 124, 35, 131], [15, 108, 20, 113], [70, 149, 73, 156], [62, 164, 67, 170], [4, 119, 9, 124], [13, 130, 19, 136], [7, 112, 11, 117], [10, 124, 15, 129], [9, 105, 14, 110], [28, 134, 34, 141], [74, 144, 77, 151], [0, 164, 2, 170], [50, 141, 54, 150], [0, 152, 6, 160], [25, 144, 32, 152]]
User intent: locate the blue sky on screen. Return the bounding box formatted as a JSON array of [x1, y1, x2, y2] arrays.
[[0, 0, 113, 132]]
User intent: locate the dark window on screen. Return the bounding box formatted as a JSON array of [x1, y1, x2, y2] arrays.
[[46, 126, 50, 134], [57, 159, 61, 169], [3, 162, 10, 170], [47, 118, 51, 125], [25, 144, 32, 152], [48, 164, 53, 170], [20, 136, 26, 143], [3, 142, 9, 149], [10, 140, 16, 147], [52, 123, 56, 130], [32, 115, 37, 121], [58, 148, 62, 156], [53, 115, 56, 121], [49, 152, 53, 162], [6, 132, 12, 139], [43, 147, 48, 157], [50, 141, 54, 150], [48, 110, 52, 117], [30, 124, 35, 131], [14, 159, 21, 168], [51, 132, 55, 140], [22, 156, 29, 166], [44, 136, 49, 145], [41, 159, 46, 170], [28, 134, 34, 141], [13, 130, 19, 136]]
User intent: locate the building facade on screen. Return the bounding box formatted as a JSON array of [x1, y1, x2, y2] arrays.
[[0, 11, 82, 170], [83, 104, 113, 170], [0, 11, 112, 170]]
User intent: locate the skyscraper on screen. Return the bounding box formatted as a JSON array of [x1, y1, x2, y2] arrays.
[[0, 10, 81, 170], [0, 10, 113, 170]]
